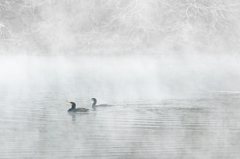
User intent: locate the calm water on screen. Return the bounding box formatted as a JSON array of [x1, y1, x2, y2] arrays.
[[1, 55, 240, 158]]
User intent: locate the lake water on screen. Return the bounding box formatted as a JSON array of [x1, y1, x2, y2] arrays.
[[1, 55, 240, 158]]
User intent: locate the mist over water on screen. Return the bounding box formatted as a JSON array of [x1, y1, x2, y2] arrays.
[[1, 54, 240, 98], [1, 0, 240, 158], [1, 55, 240, 158]]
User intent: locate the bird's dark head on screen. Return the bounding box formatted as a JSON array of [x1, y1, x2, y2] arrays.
[[70, 102, 76, 109], [91, 98, 97, 105], [91, 98, 97, 102]]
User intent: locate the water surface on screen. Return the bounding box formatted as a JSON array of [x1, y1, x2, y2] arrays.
[[1, 55, 240, 158]]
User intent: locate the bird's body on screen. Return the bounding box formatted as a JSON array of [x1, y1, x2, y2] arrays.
[[91, 98, 112, 108], [68, 102, 89, 112]]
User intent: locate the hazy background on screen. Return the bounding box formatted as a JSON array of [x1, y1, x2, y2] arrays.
[[0, 0, 240, 55], [1, 1, 240, 158]]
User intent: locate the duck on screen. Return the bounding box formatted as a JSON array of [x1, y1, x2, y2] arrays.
[[68, 102, 89, 112], [91, 98, 111, 108]]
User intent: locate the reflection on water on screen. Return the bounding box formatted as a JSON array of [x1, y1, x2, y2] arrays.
[[1, 56, 240, 158]]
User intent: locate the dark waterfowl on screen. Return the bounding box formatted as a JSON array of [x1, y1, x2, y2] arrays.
[[91, 98, 111, 108], [68, 102, 89, 112]]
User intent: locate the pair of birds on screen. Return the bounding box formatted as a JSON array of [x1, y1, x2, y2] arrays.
[[68, 98, 107, 112]]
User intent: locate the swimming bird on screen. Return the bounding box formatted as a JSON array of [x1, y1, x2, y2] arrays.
[[91, 98, 111, 108], [68, 102, 89, 112]]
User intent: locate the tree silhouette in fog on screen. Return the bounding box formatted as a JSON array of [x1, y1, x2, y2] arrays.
[[0, 0, 240, 54]]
